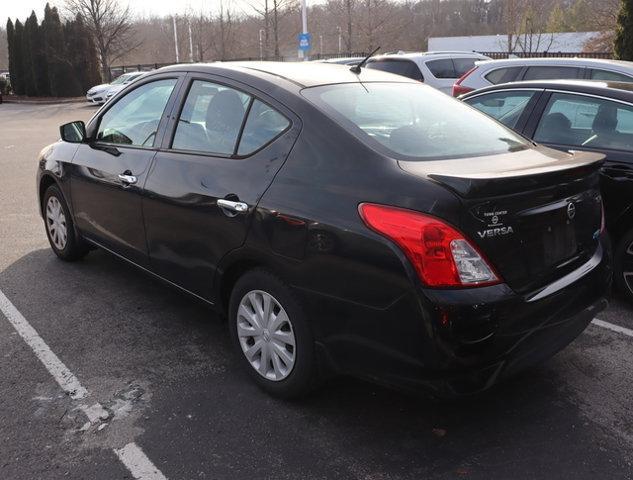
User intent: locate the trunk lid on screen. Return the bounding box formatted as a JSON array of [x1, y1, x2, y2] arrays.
[[399, 147, 605, 294]]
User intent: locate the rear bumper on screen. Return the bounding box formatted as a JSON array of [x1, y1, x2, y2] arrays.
[[308, 240, 612, 396]]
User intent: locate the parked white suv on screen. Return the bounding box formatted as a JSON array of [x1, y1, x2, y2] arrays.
[[452, 57, 633, 97], [365, 51, 490, 94]]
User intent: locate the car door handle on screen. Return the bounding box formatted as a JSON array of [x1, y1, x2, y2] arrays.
[[217, 199, 248, 213], [118, 173, 137, 185]]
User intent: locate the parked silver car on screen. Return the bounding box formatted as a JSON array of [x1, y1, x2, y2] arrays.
[[452, 57, 633, 97], [86, 71, 146, 105]]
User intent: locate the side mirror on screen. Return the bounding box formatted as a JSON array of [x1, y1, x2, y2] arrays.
[[60, 121, 86, 143]]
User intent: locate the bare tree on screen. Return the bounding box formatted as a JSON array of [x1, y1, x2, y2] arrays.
[[64, 0, 140, 81]]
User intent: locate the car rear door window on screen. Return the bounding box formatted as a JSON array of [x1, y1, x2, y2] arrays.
[[366, 59, 423, 81], [237, 99, 290, 155], [534, 92, 633, 151], [485, 67, 523, 85], [523, 66, 581, 81], [452, 58, 478, 77], [426, 59, 456, 79], [172, 80, 250, 155], [96, 78, 177, 146], [589, 69, 633, 82], [465, 90, 537, 129]]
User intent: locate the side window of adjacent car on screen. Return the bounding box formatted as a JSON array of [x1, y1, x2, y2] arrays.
[[172, 79, 289, 156], [426, 59, 455, 79], [96, 79, 178, 147], [534, 92, 633, 151], [465, 90, 537, 129], [523, 66, 580, 81], [589, 69, 633, 82], [366, 60, 423, 81], [484, 67, 523, 85]]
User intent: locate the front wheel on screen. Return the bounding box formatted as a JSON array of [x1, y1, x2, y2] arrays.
[[42, 185, 89, 261], [228, 269, 318, 398], [614, 228, 633, 304]]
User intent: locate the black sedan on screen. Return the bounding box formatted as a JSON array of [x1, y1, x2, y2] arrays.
[[37, 62, 610, 398], [462, 80, 633, 303]]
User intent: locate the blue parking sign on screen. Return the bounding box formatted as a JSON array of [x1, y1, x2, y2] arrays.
[[298, 33, 311, 51]]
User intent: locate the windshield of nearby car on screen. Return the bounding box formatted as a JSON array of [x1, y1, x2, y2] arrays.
[[302, 82, 529, 160]]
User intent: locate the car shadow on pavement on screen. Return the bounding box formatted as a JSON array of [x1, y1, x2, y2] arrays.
[[0, 248, 630, 480]]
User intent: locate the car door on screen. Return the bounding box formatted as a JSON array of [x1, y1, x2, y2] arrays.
[[70, 74, 183, 266], [142, 75, 301, 302], [463, 88, 544, 131], [525, 91, 633, 232]]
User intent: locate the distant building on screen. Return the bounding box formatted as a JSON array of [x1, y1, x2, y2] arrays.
[[428, 32, 604, 54]]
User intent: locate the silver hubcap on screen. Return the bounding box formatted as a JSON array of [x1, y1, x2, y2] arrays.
[[624, 241, 633, 295], [46, 196, 67, 251], [237, 290, 296, 381]]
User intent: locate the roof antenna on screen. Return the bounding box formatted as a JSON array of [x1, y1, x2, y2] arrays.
[[350, 46, 381, 74]]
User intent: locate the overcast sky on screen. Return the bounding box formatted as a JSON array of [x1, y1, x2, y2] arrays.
[[5, 0, 257, 22]]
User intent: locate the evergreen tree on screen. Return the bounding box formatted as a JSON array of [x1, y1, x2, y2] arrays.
[[6, 19, 16, 94], [22, 13, 37, 96], [27, 11, 51, 96], [43, 4, 81, 96], [12, 20, 25, 95], [65, 15, 101, 92], [615, 0, 633, 60]]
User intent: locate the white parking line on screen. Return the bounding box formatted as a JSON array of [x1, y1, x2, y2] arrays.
[[0, 289, 88, 399], [592, 318, 633, 338], [0, 287, 169, 480], [115, 443, 169, 480]]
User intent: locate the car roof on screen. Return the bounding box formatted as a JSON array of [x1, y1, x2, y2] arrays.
[[370, 51, 488, 62], [463, 79, 633, 101], [476, 57, 633, 71], [156, 61, 419, 88]]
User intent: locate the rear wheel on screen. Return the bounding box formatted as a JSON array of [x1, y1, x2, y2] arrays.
[[614, 228, 633, 304], [43, 185, 89, 261], [228, 269, 317, 398]]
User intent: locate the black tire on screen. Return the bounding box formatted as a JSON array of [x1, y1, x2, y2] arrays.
[[42, 185, 89, 261], [614, 228, 633, 304], [228, 269, 318, 398]]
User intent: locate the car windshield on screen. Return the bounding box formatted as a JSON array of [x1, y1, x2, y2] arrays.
[[302, 82, 529, 160], [111, 74, 135, 85]]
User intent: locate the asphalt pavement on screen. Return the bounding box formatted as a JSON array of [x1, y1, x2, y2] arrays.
[[0, 102, 632, 480]]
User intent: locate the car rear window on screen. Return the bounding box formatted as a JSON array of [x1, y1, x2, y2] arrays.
[[365, 59, 423, 81], [485, 67, 523, 85], [453, 58, 479, 77], [426, 59, 455, 78], [302, 82, 529, 161]]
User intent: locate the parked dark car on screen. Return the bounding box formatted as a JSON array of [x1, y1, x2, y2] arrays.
[[38, 63, 610, 398], [462, 80, 633, 303]]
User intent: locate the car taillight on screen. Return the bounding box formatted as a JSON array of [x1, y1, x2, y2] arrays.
[[452, 66, 478, 97], [359, 203, 500, 288]]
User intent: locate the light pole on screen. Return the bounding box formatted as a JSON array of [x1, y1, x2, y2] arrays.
[[259, 29, 265, 60], [337, 26, 342, 54], [173, 16, 180, 63], [298, 0, 308, 60], [188, 20, 194, 63], [319, 35, 323, 56]]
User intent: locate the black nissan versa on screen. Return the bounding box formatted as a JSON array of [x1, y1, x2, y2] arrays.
[[37, 62, 611, 398]]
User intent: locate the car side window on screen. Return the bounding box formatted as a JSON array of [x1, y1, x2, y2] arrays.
[[485, 67, 523, 85], [426, 59, 455, 79], [172, 80, 250, 155], [465, 90, 537, 129], [523, 66, 580, 81], [366, 60, 423, 81], [589, 69, 633, 82], [237, 100, 290, 155], [534, 92, 633, 151], [96, 78, 177, 147], [452, 58, 477, 77]]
